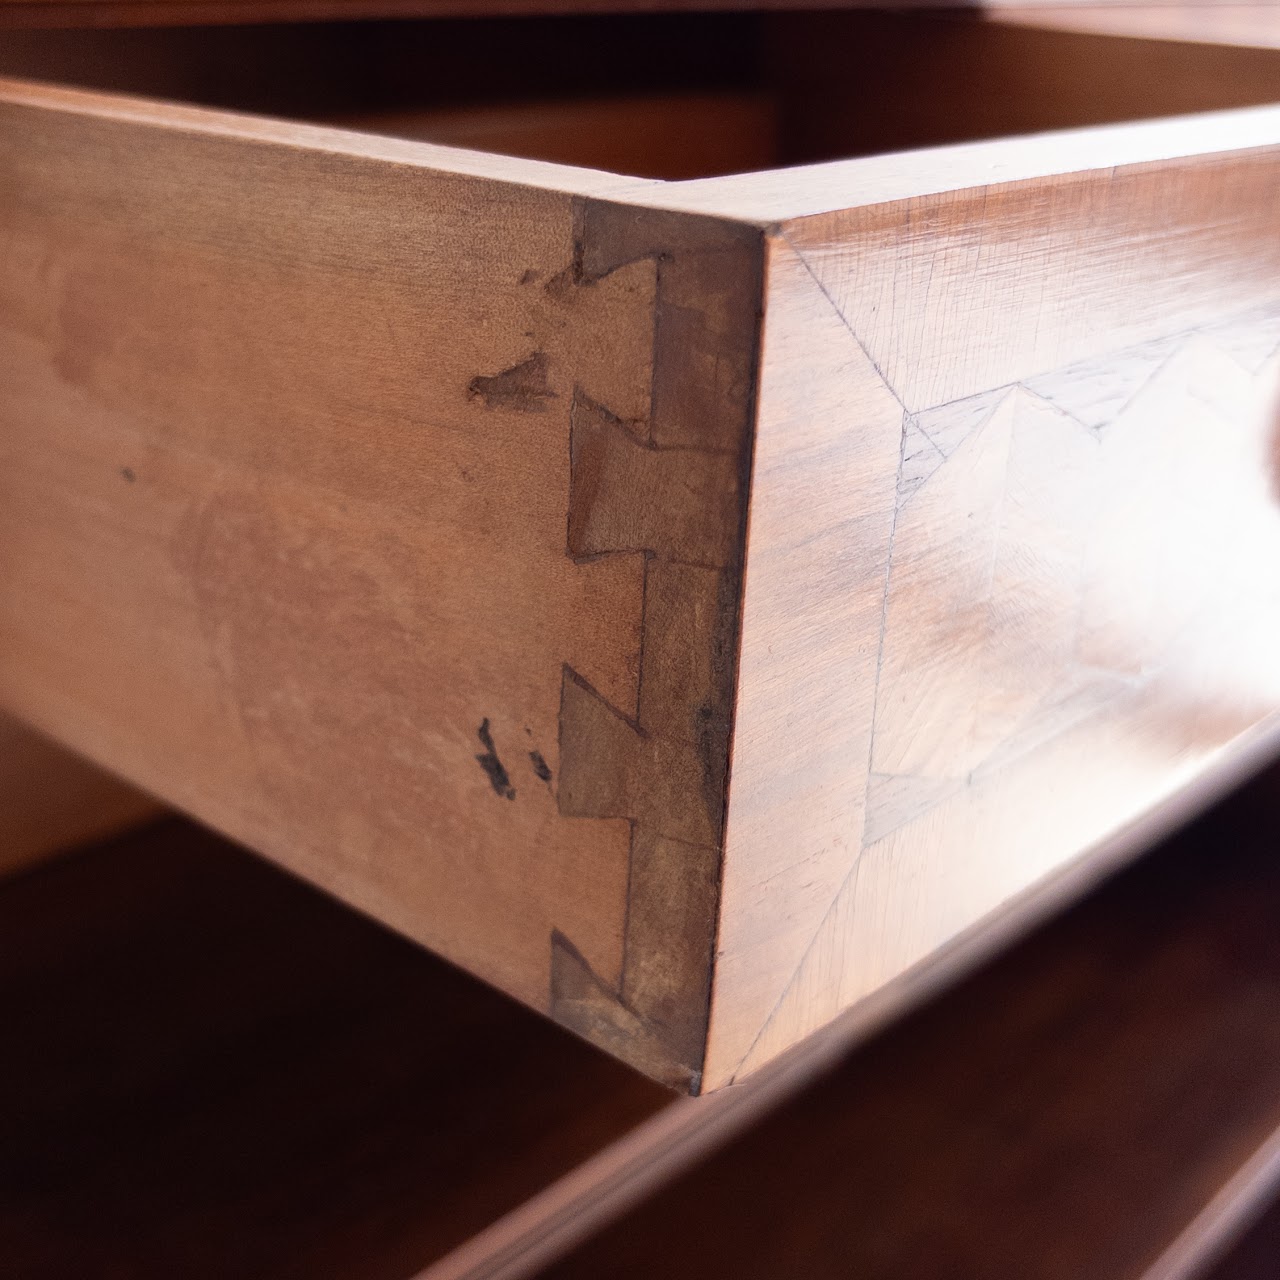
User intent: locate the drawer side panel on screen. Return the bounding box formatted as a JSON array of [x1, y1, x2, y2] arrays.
[[0, 85, 760, 1089]]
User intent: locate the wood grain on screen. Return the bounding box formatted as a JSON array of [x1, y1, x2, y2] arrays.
[[704, 115, 1280, 1088], [0, 816, 671, 1279], [326, 95, 778, 181], [0, 78, 757, 1089], [6, 69, 1280, 1091], [543, 760, 1280, 1280], [0, 711, 161, 876]]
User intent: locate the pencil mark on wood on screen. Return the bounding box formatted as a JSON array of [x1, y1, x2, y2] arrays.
[[475, 719, 515, 800], [862, 314, 1280, 848], [873, 386, 1098, 789], [898, 416, 943, 503], [1023, 336, 1178, 433], [913, 386, 1015, 464], [735, 305, 1280, 1083], [783, 230, 908, 411], [1206, 307, 1280, 375], [863, 772, 963, 846]]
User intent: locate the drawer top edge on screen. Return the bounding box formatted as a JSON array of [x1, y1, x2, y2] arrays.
[[0, 74, 669, 203], [625, 101, 1280, 226]]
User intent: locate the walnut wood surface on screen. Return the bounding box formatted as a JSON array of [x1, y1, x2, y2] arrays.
[[0, 712, 161, 877], [0, 817, 671, 1279], [7, 15, 1279, 158], [325, 94, 777, 180], [543, 762, 1280, 1280], [4, 38, 1280, 1091], [0, 16, 766, 130], [0, 0, 775, 28]]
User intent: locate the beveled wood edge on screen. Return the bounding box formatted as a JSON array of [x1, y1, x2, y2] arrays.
[[627, 102, 1280, 224], [413, 1093, 717, 1280], [985, 6, 1280, 52], [419, 713, 1280, 1280], [1141, 1125, 1280, 1280], [7, 77, 1280, 230], [0, 75, 658, 197]]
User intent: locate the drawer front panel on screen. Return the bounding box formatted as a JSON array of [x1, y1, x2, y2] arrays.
[[714, 139, 1280, 1085]]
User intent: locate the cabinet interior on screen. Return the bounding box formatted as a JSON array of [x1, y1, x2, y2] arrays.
[[4, 10, 1280, 179]]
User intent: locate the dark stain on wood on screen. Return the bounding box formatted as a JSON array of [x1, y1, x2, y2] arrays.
[[548, 198, 766, 1091], [550, 928, 700, 1092], [475, 719, 515, 800], [530, 750, 552, 784], [467, 351, 558, 412]]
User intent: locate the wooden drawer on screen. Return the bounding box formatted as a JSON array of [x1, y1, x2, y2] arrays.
[[2, 12, 1279, 1093], [6, 751, 1280, 1280]]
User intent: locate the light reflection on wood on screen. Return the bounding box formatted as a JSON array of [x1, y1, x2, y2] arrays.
[[716, 199, 1280, 1085]]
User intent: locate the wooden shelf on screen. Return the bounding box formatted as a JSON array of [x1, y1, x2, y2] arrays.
[[1206, 1183, 1280, 1280], [9, 762, 1280, 1278], [0, 819, 671, 1279], [539, 761, 1280, 1280]]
